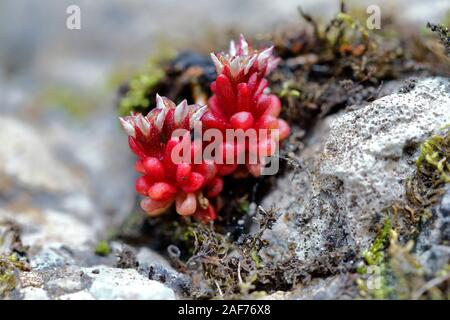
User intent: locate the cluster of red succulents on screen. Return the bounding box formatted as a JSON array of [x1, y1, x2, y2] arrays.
[[120, 35, 290, 222], [120, 95, 220, 222]]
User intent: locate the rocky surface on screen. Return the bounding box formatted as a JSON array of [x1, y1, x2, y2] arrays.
[[0, 115, 181, 299], [416, 185, 450, 276], [1, 0, 449, 300], [2, 77, 448, 300], [261, 77, 450, 273], [19, 264, 176, 300], [264, 274, 357, 300]]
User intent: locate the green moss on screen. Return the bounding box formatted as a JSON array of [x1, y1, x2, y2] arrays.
[[0, 253, 29, 297], [416, 128, 450, 183], [118, 67, 165, 116], [250, 250, 262, 268], [238, 200, 250, 214], [118, 47, 176, 116], [324, 9, 370, 54], [357, 216, 393, 299], [358, 132, 450, 299], [95, 240, 111, 256], [0, 257, 16, 297], [362, 216, 391, 266]]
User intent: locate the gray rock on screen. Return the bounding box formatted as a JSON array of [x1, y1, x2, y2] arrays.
[[262, 78, 450, 270], [59, 291, 95, 300], [0, 117, 84, 193], [263, 274, 356, 300], [440, 187, 450, 217], [136, 247, 174, 271], [16, 262, 176, 300], [83, 266, 176, 300], [0, 117, 177, 300], [416, 186, 450, 275], [21, 287, 50, 300], [0, 117, 104, 250], [29, 247, 75, 271], [12, 246, 178, 299]]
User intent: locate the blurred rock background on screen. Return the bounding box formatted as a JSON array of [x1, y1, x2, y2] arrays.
[[0, 0, 448, 300]]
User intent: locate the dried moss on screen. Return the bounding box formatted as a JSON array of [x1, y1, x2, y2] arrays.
[[269, 3, 450, 130], [116, 245, 139, 269], [426, 22, 450, 57], [155, 207, 306, 299], [0, 220, 31, 297]]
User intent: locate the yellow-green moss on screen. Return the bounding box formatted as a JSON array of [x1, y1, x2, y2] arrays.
[[358, 129, 450, 299], [118, 66, 164, 116], [118, 47, 176, 116], [362, 216, 392, 267], [0, 267, 16, 297], [0, 253, 29, 297], [357, 216, 393, 299], [95, 240, 111, 256], [416, 128, 450, 183], [238, 200, 250, 214]]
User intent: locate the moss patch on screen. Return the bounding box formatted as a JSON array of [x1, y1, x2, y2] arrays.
[[357, 128, 450, 299], [416, 127, 450, 184], [94, 240, 111, 257], [0, 253, 30, 297], [0, 220, 30, 297], [0, 255, 17, 297], [356, 215, 393, 299], [118, 60, 166, 116]]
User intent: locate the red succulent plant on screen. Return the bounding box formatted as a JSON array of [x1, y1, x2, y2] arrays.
[[120, 35, 290, 221], [203, 35, 290, 176], [120, 95, 221, 222]]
